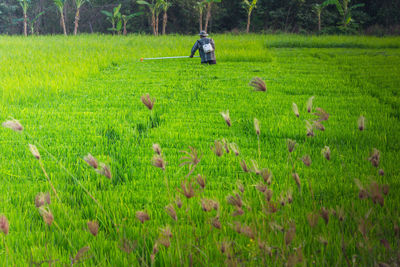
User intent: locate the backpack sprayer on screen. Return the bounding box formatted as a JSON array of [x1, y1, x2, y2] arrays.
[[140, 56, 199, 61]]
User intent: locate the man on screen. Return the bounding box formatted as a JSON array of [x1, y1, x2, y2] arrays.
[[190, 31, 216, 65]]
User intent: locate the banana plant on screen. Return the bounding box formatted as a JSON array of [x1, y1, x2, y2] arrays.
[[17, 0, 30, 36], [54, 0, 67, 35], [29, 11, 45, 35], [324, 0, 365, 28], [121, 12, 143, 35], [101, 4, 122, 35], [313, 0, 331, 32], [243, 0, 257, 33], [73, 0, 89, 35]]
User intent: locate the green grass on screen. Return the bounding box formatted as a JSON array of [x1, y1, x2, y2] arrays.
[[0, 34, 399, 266]]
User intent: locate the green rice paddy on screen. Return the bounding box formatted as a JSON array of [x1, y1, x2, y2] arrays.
[[0, 34, 399, 266]]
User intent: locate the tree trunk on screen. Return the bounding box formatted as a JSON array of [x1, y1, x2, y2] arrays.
[[162, 11, 167, 35], [246, 11, 251, 33], [284, 5, 292, 32], [123, 21, 127, 35], [23, 12, 27, 36], [156, 15, 159, 36], [318, 13, 321, 32], [151, 12, 156, 36], [61, 12, 67, 35], [204, 3, 212, 33], [38, 0, 45, 34], [73, 8, 80, 35], [199, 9, 203, 32]]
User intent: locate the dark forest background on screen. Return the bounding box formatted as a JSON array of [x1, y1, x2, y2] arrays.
[[1, 0, 400, 35]]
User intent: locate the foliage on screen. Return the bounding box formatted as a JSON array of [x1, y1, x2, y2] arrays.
[[101, 4, 122, 33], [0, 0, 400, 35], [324, 0, 365, 27]]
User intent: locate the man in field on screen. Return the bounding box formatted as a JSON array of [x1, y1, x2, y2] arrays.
[[190, 31, 216, 65]]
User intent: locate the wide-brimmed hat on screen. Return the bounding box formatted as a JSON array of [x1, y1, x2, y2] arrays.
[[199, 31, 209, 37]]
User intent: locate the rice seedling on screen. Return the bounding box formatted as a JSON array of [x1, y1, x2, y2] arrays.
[[0, 34, 398, 266]]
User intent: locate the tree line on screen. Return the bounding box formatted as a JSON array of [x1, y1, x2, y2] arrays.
[[0, 0, 399, 36]]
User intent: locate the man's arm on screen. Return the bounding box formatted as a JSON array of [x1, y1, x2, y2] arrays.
[[190, 41, 199, 58], [210, 39, 215, 51]]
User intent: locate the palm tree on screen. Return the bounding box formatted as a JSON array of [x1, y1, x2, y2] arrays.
[[122, 12, 143, 35], [243, 0, 257, 33], [54, 0, 67, 35], [161, 0, 171, 35], [204, 0, 221, 33], [137, 0, 158, 35], [17, 0, 30, 36], [154, 0, 163, 35], [195, 1, 206, 32], [73, 0, 89, 35]]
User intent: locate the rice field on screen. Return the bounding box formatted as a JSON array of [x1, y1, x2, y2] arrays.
[[0, 34, 399, 266]]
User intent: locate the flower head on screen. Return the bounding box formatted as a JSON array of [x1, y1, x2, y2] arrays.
[[0, 215, 9, 235], [141, 94, 155, 110], [152, 155, 166, 170], [249, 77, 267, 92], [358, 116, 365, 131], [84, 153, 98, 169], [307, 96, 314, 113], [87, 221, 99, 236], [2, 119, 23, 132], [136, 211, 150, 224], [29, 144, 41, 160], [35, 192, 50, 208], [96, 163, 112, 179], [292, 103, 299, 118], [254, 118, 260, 136], [220, 110, 231, 127]]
